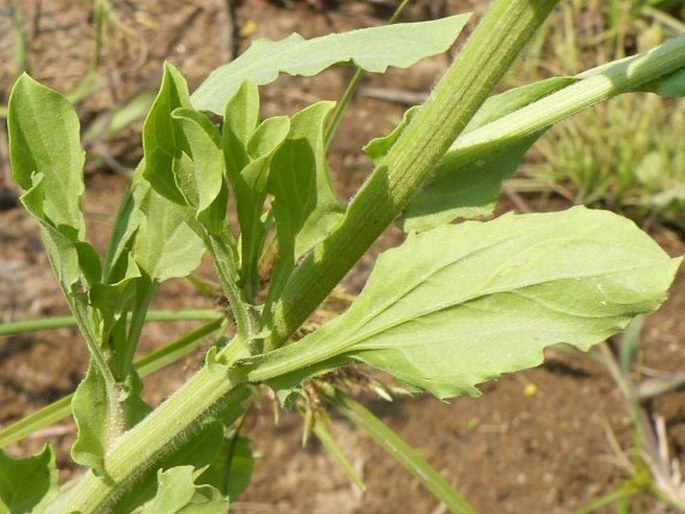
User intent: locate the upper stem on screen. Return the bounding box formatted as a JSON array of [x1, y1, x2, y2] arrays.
[[264, 0, 562, 351], [205, 233, 257, 346]]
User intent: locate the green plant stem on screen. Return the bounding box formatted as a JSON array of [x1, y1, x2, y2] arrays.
[[48, 367, 246, 513], [0, 309, 221, 336], [92, 0, 112, 69], [243, 34, 685, 378], [424, 37, 685, 214], [205, 234, 256, 345], [322, 386, 477, 514], [324, 70, 364, 151], [0, 317, 226, 450], [117, 282, 159, 380], [575, 483, 637, 514], [68, 297, 118, 392], [477, 36, 685, 145], [0, 396, 71, 450], [263, 0, 561, 351], [46, 335, 248, 513]]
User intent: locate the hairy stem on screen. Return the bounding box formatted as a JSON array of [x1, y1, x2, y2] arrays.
[[264, 0, 561, 350]]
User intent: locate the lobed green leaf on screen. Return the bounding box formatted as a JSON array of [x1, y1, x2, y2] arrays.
[[191, 15, 471, 115], [239, 207, 681, 400]]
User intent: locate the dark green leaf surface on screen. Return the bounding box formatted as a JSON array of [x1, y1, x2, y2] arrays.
[[191, 15, 470, 114], [0, 446, 57, 513], [197, 435, 255, 501], [637, 66, 685, 97], [134, 186, 205, 282], [118, 419, 227, 513], [103, 166, 148, 281], [399, 133, 541, 232], [267, 101, 344, 299], [143, 63, 192, 205]]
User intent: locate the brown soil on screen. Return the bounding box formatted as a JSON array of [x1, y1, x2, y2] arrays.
[[1, 1, 684, 513]]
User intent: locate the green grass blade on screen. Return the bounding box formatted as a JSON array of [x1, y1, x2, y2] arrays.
[[0, 310, 221, 337], [135, 318, 225, 376], [0, 396, 72, 451], [323, 386, 477, 514], [0, 318, 225, 449], [311, 413, 365, 491]]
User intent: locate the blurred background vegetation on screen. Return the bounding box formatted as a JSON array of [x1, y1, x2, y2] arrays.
[[509, 0, 685, 233]]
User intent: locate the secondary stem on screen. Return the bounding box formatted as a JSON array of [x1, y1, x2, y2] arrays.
[[263, 0, 561, 351], [205, 233, 256, 345], [47, 365, 247, 513]]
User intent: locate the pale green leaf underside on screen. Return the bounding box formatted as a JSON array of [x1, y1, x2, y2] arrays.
[[191, 15, 470, 114], [348, 208, 680, 398], [242, 207, 681, 400]]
